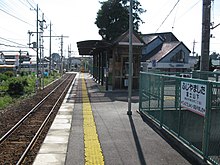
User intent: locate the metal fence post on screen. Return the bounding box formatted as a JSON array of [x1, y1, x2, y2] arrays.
[[177, 78, 182, 136], [139, 72, 143, 111], [202, 82, 212, 160], [160, 76, 164, 128], [148, 74, 151, 111]]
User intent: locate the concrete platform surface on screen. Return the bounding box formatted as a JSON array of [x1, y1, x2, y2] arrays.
[[34, 72, 198, 165], [65, 73, 191, 165]]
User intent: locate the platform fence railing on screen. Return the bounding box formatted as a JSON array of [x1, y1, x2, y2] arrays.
[[139, 71, 220, 165]]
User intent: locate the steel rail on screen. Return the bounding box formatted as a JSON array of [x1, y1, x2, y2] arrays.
[[0, 74, 72, 144], [16, 74, 76, 165]]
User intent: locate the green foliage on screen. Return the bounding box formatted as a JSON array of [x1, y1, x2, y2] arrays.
[[20, 71, 25, 77], [95, 0, 146, 41], [0, 74, 59, 109], [24, 76, 36, 94], [194, 56, 200, 70], [0, 95, 13, 109], [194, 56, 215, 71], [0, 73, 8, 82], [209, 58, 214, 71], [4, 71, 14, 77], [50, 71, 60, 79], [7, 77, 28, 97], [0, 81, 8, 93]]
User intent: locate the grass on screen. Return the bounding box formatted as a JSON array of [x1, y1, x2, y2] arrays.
[[0, 95, 13, 110], [0, 72, 60, 110]]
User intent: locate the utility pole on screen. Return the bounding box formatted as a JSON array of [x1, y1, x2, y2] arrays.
[[36, 4, 39, 78], [49, 21, 52, 75], [40, 13, 46, 89], [200, 0, 211, 71], [192, 39, 197, 56], [42, 34, 68, 75], [60, 35, 64, 75], [68, 44, 71, 71]]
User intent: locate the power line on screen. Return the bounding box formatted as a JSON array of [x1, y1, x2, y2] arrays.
[[0, 36, 27, 47], [0, 0, 35, 27], [0, 43, 28, 48], [171, 5, 179, 31], [211, 23, 220, 30], [156, 0, 180, 32], [178, 0, 201, 20], [172, 0, 201, 30], [18, 0, 32, 9], [0, 8, 33, 26], [26, 0, 37, 9], [0, 1, 17, 15], [0, 26, 25, 39]]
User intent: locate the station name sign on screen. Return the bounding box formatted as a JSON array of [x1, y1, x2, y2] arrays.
[[181, 81, 206, 116]]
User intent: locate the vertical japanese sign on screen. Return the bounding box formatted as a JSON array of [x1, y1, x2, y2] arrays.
[[181, 81, 206, 116]]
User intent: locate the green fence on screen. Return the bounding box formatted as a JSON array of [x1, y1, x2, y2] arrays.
[[139, 71, 220, 164]]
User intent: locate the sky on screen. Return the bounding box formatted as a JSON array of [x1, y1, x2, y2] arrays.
[[0, 0, 219, 61]]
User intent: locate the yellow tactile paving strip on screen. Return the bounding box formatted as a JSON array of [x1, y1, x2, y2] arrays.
[[82, 75, 104, 165]]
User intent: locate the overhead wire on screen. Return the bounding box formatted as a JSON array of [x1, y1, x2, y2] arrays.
[[0, 0, 65, 52], [26, 0, 37, 9], [0, 0, 35, 26], [0, 8, 33, 26], [171, 0, 202, 31], [0, 26, 27, 40], [16, 0, 36, 23], [177, 0, 201, 20], [0, 1, 16, 15], [0, 0, 38, 49], [18, 0, 32, 9], [0, 43, 28, 48], [155, 0, 181, 32], [210, 0, 220, 30], [171, 4, 179, 31], [0, 37, 27, 47], [0, 1, 25, 20]]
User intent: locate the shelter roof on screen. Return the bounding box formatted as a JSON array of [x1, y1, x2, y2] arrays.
[[77, 40, 111, 55], [77, 31, 145, 55], [112, 31, 145, 46]]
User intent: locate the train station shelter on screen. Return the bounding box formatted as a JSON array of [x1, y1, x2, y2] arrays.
[[77, 31, 144, 90]]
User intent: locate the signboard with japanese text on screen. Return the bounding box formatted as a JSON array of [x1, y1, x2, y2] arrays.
[[181, 81, 206, 116]]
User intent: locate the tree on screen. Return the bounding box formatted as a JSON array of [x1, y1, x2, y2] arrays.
[[209, 58, 214, 71], [194, 56, 200, 70], [195, 56, 214, 71], [210, 51, 220, 60], [95, 0, 146, 41]]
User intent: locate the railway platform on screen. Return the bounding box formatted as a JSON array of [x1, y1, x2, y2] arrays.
[[33, 72, 196, 165]]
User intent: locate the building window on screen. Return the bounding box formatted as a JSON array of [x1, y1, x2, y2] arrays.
[[170, 50, 185, 63]]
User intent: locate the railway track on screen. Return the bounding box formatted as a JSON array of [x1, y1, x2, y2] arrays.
[[0, 73, 76, 164]]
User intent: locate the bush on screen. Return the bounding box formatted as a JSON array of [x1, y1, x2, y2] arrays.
[[0, 95, 13, 109], [7, 78, 28, 97], [20, 71, 25, 76], [0, 73, 8, 82], [4, 71, 14, 77], [25, 76, 37, 94]]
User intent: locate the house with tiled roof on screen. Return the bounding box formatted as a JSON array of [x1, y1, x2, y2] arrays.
[[141, 32, 191, 72]]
